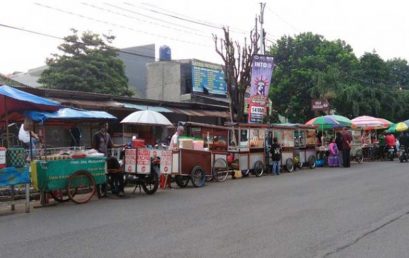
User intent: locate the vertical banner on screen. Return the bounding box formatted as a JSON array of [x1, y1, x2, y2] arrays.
[[160, 150, 172, 174], [137, 148, 151, 174], [248, 55, 274, 123], [124, 149, 137, 173]]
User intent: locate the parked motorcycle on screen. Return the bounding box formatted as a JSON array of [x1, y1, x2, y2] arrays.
[[399, 146, 409, 163]]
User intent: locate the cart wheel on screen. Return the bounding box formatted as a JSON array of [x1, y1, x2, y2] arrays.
[[355, 150, 363, 163], [142, 172, 159, 195], [191, 166, 206, 187], [175, 175, 189, 188], [253, 160, 264, 177], [50, 189, 72, 203], [67, 170, 96, 204], [285, 158, 294, 172], [212, 158, 229, 182], [308, 155, 316, 169], [242, 170, 250, 177]]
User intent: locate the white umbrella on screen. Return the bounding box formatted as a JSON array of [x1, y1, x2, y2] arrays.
[[120, 110, 173, 126]]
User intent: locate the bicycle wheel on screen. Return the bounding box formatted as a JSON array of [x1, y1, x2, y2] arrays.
[[285, 158, 294, 172], [212, 158, 229, 182], [50, 189, 71, 203], [67, 170, 96, 204], [142, 173, 159, 195]]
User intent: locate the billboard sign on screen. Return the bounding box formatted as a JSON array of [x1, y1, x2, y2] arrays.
[[191, 59, 227, 95], [248, 55, 274, 123]]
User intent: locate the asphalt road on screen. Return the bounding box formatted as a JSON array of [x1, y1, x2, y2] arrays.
[[1, 161, 409, 258]]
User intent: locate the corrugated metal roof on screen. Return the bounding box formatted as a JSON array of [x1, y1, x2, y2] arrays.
[[121, 102, 172, 113]]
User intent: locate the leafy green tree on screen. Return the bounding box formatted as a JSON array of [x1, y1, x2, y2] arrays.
[[269, 33, 357, 122], [39, 29, 132, 96], [386, 58, 409, 90]]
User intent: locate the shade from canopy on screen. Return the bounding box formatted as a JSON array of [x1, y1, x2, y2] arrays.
[[121, 110, 173, 126], [25, 108, 117, 123]]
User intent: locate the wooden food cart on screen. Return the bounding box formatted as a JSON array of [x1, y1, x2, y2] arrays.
[[271, 124, 296, 172], [171, 122, 230, 188], [293, 124, 317, 169], [227, 123, 267, 177]]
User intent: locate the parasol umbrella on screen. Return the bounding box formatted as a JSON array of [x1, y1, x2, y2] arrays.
[[121, 110, 173, 127], [305, 115, 341, 130], [386, 122, 408, 133], [351, 116, 392, 130], [327, 114, 352, 127]]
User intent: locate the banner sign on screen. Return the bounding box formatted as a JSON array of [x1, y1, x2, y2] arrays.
[[137, 148, 151, 174], [160, 150, 172, 174], [248, 55, 274, 123]]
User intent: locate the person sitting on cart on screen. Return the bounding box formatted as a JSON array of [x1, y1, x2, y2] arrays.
[[93, 122, 125, 197], [270, 137, 281, 175]]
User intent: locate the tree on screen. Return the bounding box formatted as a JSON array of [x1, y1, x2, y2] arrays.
[[213, 28, 259, 122], [269, 33, 357, 122], [39, 29, 132, 96], [386, 58, 409, 90]]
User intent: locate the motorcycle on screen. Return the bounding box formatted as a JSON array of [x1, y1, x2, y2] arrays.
[[399, 146, 409, 163]]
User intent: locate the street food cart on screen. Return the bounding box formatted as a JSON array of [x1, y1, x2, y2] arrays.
[[170, 122, 230, 187], [293, 124, 317, 169], [271, 124, 295, 172], [227, 123, 267, 177], [25, 107, 118, 204]]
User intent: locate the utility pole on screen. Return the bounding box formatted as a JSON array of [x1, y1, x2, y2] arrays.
[[259, 2, 266, 54], [254, 16, 258, 51]]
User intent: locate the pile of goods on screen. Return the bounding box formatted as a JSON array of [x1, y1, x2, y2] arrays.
[[40, 149, 104, 160]]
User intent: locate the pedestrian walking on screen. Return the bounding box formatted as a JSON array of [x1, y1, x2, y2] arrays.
[[270, 137, 281, 175]]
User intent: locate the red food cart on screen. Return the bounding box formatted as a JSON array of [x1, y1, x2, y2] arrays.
[[171, 122, 230, 188]]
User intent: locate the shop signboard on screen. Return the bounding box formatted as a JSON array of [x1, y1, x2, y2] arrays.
[[137, 148, 151, 174], [311, 99, 329, 111], [160, 150, 172, 174], [248, 55, 274, 123], [191, 59, 227, 95]]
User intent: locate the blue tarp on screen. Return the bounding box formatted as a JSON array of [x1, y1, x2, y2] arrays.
[[0, 85, 60, 117], [25, 108, 117, 123], [0, 167, 30, 187]]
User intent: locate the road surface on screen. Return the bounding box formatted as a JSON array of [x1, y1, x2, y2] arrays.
[[1, 161, 409, 258]]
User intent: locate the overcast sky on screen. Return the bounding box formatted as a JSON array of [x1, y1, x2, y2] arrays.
[[1, 0, 409, 74]]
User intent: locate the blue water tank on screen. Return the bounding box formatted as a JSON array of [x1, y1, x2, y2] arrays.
[[159, 45, 171, 61]]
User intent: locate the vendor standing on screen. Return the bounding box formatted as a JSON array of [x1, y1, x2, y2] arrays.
[[18, 121, 40, 159], [168, 126, 184, 150], [93, 122, 125, 196]]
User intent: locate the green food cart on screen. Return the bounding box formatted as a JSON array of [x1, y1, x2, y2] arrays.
[[31, 157, 107, 204]]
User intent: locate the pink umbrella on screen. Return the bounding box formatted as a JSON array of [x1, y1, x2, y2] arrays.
[[351, 116, 392, 130]]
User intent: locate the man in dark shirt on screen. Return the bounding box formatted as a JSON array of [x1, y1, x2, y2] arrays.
[[270, 137, 282, 175], [341, 127, 352, 167], [93, 122, 125, 196]]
